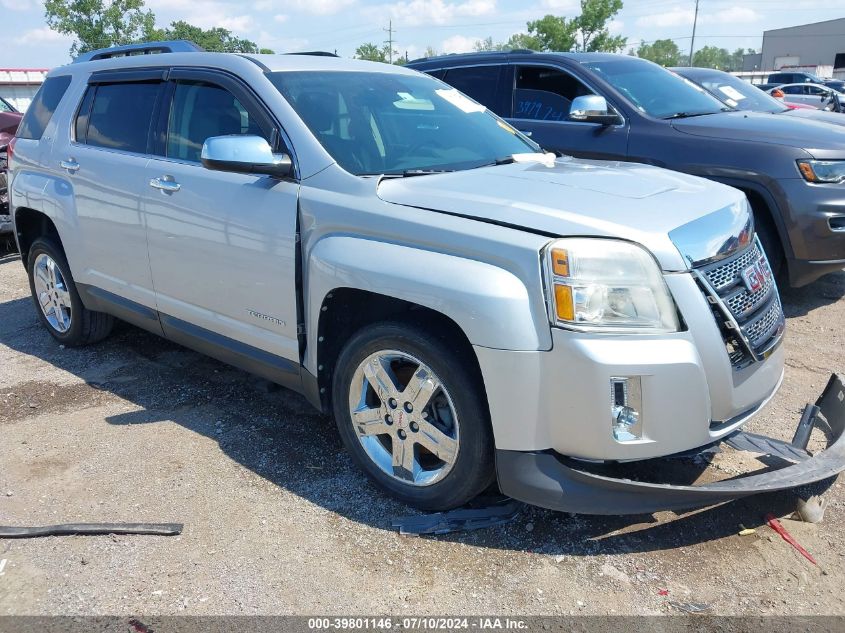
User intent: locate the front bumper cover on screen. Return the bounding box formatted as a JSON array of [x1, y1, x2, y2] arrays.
[[497, 373, 845, 515]]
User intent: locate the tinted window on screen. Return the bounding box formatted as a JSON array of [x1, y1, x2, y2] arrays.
[[268, 71, 537, 176], [16, 75, 72, 140], [442, 66, 502, 113], [514, 66, 595, 121], [166, 81, 267, 163], [0, 97, 14, 113], [86, 82, 160, 153], [74, 86, 96, 142], [585, 58, 728, 119], [782, 85, 804, 95]]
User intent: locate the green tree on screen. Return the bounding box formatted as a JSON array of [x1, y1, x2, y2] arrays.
[[517, 0, 625, 53], [526, 14, 578, 52], [503, 32, 543, 51], [152, 21, 265, 53], [576, 0, 625, 52], [692, 45, 731, 70], [728, 47, 756, 72], [45, 0, 272, 57], [45, 0, 157, 56], [636, 38, 682, 67], [424, 45, 438, 58], [355, 42, 389, 62]]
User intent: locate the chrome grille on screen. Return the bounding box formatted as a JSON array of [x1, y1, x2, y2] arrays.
[[696, 237, 785, 369]]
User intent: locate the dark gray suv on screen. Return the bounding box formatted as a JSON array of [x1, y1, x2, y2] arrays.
[[409, 52, 845, 286]]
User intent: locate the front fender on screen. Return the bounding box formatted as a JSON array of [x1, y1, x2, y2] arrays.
[[304, 235, 551, 372]]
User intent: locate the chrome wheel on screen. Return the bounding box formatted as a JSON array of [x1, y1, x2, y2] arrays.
[[347, 350, 460, 486], [33, 253, 72, 333]]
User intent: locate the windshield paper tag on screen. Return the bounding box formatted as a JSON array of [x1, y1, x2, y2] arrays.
[[435, 89, 486, 113], [718, 85, 747, 101]]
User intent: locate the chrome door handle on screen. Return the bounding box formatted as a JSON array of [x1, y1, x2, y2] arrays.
[[149, 176, 181, 193], [60, 158, 80, 173]]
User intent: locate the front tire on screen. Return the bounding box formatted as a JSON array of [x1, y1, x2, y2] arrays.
[[332, 321, 495, 511], [26, 237, 113, 346]]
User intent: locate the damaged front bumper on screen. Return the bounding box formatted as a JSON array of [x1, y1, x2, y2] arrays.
[[497, 374, 845, 515]]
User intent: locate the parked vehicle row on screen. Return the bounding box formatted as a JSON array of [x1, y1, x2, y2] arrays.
[[408, 51, 845, 287], [7, 43, 845, 516]]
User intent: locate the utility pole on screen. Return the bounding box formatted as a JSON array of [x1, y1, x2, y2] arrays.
[[688, 0, 700, 66], [384, 20, 395, 64]]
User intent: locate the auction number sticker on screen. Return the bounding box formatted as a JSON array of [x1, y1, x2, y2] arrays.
[[308, 617, 527, 631]]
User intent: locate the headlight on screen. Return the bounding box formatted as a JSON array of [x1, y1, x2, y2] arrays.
[[797, 159, 845, 184], [543, 238, 680, 333]]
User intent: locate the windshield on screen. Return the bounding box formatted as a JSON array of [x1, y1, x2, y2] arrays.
[[584, 58, 730, 119], [678, 69, 786, 114], [267, 71, 538, 175]]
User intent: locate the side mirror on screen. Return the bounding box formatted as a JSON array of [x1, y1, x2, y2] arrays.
[[201, 135, 292, 178], [569, 95, 621, 125]]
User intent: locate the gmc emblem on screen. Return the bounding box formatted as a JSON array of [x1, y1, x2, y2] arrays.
[[741, 256, 771, 293]]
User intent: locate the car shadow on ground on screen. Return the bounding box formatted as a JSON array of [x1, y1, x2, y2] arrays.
[[780, 269, 845, 317], [0, 255, 835, 556]]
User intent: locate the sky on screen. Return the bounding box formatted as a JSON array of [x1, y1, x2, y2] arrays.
[[1, 0, 843, 69]]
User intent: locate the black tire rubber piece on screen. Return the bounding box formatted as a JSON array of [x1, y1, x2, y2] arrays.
[[754, 212, 784, 280], [332, 321, 495, 512], [26, 237, 114, 346]]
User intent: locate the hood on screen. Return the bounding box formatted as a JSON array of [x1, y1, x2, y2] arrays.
[[782, 108, 845, 129], [670, 110, 845, 155], [377, 157, 746, 272]]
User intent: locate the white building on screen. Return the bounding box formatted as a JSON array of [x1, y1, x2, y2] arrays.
[[759, 17, 845, 76], [0, 68, 48, 112]]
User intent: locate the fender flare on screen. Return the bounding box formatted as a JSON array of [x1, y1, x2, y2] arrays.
[[304, 235, 551, 372]]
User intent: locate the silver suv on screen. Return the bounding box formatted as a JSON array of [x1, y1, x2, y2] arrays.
[[9, 42, 845, 514]]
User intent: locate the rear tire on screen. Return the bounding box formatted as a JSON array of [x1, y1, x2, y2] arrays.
[[26, 237, 113, 346], [332, 321, 495, 511]]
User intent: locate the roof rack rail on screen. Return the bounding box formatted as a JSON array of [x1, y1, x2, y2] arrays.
[[73, 40, 205, 64], [285, 51, 340, 57]]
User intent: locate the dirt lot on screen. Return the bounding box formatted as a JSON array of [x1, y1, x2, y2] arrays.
[[1, 249, 845, 617]]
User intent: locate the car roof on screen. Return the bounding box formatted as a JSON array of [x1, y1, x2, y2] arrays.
[[55, 47, 419, 78], [408, 50, 634, 66]]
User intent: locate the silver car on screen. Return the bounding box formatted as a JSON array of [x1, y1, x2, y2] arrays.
[[770, 83, 845, 111], [8, 42, 845, 515]]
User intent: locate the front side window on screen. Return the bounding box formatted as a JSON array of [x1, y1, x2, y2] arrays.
[[585, 58, 729, 119], [267, 71, 537, 176], [514, 66, 596, 121], [166, 81, 268, 163], [16, 75, 72, 140], [85, 81, 161, 153]]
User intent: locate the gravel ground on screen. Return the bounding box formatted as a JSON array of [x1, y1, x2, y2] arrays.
[[1, 249, 845, 617]]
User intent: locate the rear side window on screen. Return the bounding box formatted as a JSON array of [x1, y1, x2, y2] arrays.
[[83, 82, 161, 153], [16, 75, 72, 140], [442, 66, 502, 113]]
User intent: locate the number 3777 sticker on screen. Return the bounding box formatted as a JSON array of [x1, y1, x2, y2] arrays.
[[741, 256, 772, 293]]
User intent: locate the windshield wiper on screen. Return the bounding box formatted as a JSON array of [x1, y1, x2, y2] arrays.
[[662, 111, 717, 120], [400, 168, 455, 177]]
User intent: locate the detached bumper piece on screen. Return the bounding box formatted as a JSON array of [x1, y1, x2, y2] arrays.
[[497, 373, 845, 515]]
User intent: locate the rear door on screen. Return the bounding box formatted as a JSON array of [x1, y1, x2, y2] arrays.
[[59, 71, 164, 311], [142, 68, 301, 366], [506, 64, 628, 159]]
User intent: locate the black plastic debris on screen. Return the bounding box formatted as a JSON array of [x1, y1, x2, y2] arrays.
[[0, 522, 183, 538], [392, 497, 524, 536]]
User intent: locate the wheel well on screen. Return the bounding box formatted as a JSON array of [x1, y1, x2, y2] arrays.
[[742, 189, 784, 253], [14, 207, 62, 262], [315, 288, 484, 412]]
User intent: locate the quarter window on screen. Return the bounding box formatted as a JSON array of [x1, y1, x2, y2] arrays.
[[166, 81, 267, 163], [85, 82, 161, 153], [16, 75, 72, 140], [514, 66, 596, 121]]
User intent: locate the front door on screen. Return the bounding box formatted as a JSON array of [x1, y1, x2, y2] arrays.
[[142, 70, 301, 365], [506, 65, 629, 160]]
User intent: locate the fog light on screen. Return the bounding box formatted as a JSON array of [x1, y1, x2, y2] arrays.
[[610, 377, 643, 442]]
